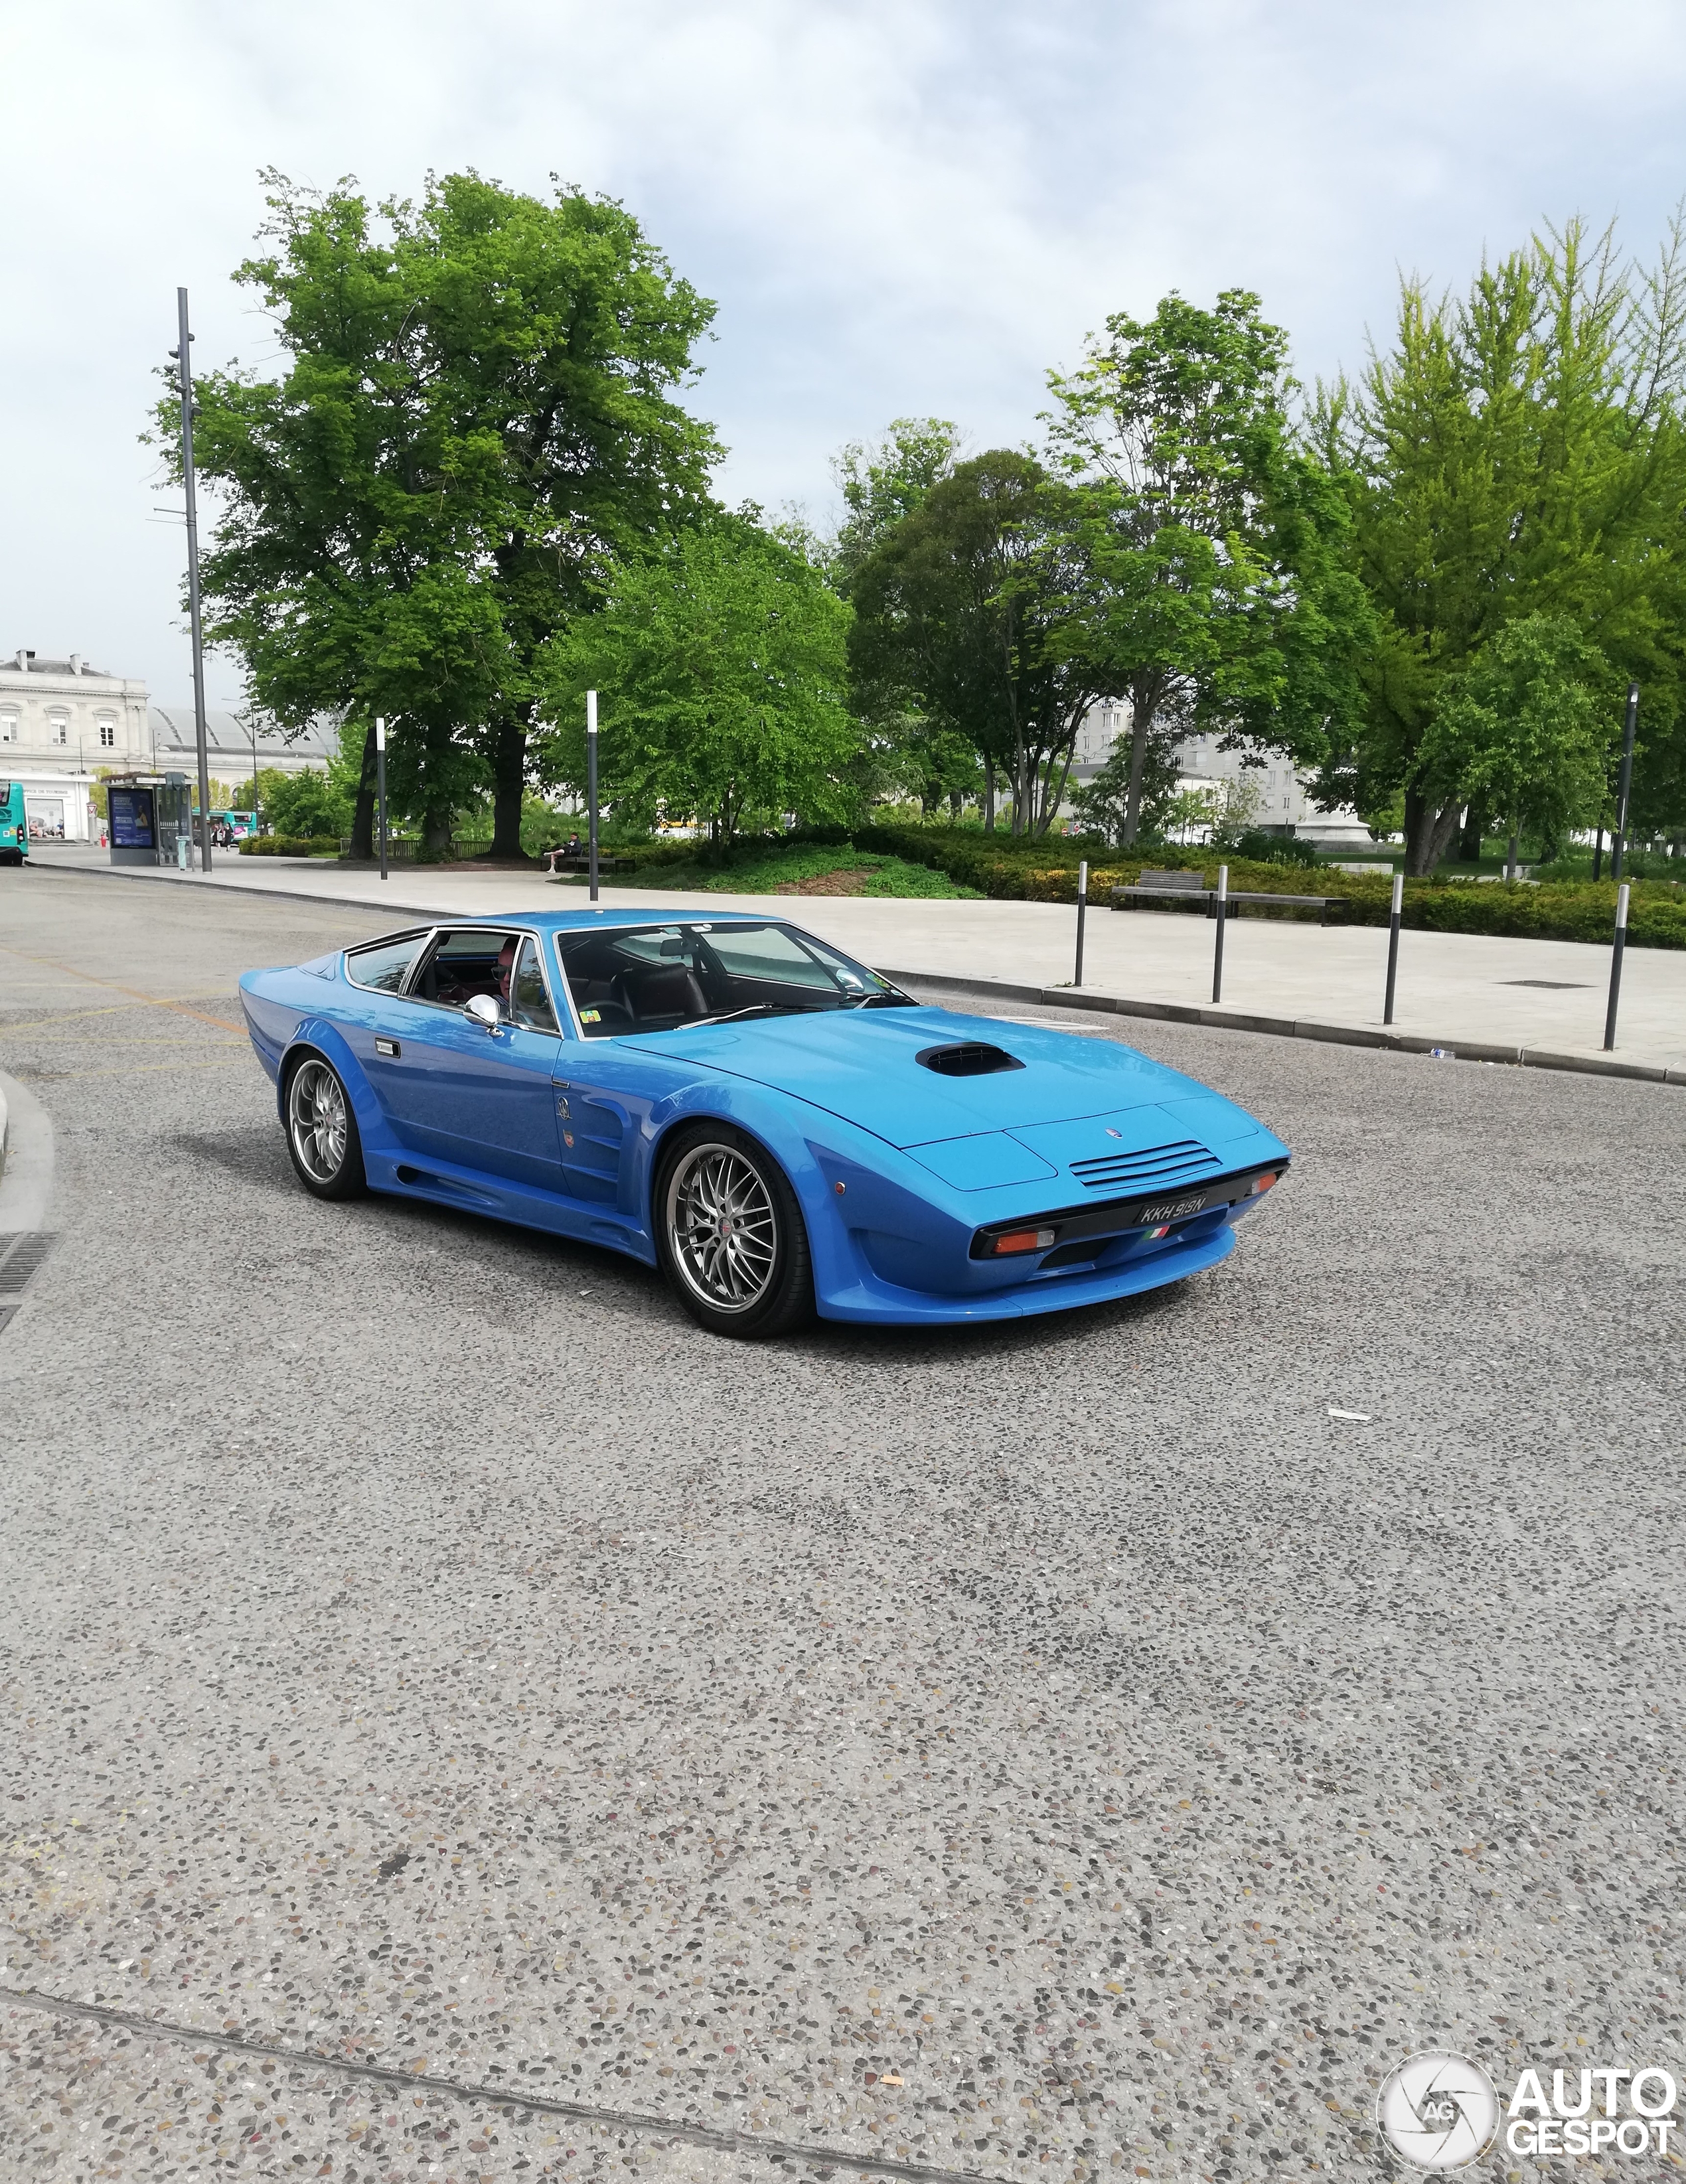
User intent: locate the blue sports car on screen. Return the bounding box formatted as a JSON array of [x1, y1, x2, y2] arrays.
[[239, 909, 1290, 1337]]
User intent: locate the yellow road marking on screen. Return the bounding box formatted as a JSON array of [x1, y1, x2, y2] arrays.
[[17, 1058, 249, 1082], [0, 950, 244, 1033], [3, 1034, 245, 1047]]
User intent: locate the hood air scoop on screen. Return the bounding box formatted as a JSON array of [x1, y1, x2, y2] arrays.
[[915, 1041, 1025, 1078]]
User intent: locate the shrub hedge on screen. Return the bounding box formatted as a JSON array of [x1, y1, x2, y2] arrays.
[[238, 835, 342, 858], [803, 824, 1686, 949], [546, 821, 1686, 948]]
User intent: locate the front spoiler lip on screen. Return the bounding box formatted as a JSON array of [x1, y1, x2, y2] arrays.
[[968, 1157, 1288, 1260]]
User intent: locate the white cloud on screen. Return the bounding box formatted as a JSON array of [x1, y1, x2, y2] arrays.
[[4, 0, 1685, 703]]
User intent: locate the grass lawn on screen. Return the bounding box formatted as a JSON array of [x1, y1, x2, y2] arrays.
[[583, 844, 982, 899]]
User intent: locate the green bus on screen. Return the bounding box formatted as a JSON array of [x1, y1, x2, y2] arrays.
[[0, 780, 27, 865]]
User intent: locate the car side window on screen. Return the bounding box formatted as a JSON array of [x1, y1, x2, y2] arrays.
[[410, 928, 515, 1008], [346, 932, 427, 993], [511, 936, 560, 1035]]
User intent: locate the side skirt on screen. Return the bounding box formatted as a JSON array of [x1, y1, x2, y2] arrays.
[[361, 1151, 658, 1268]]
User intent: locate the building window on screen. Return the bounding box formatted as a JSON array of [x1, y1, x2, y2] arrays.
[[49, 715, 68, 747], [0, 712, 16, 744], [98, 717, 116, 749]]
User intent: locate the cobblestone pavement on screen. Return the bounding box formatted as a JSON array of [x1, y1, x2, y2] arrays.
[[2, 869, 1682, 2183]]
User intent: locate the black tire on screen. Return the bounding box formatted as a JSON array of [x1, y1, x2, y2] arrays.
[[654, 1122, 814, 1339], [283, 1051, 368, 1201]]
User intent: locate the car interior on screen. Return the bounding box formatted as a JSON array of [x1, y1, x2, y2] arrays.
[[556, 923, 904, 1038], [410, 930, 516, 1007], [404, 930, 559, 1035]]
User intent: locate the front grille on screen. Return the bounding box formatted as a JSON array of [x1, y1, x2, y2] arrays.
[[1067, 1139, 1220, 1193]]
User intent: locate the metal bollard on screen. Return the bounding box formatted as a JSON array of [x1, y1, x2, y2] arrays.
[[1383, 871, 1403, 1025], [1604, 882, 1630, 1051], [1075, 860, 1088, 986], [1211, 865, 1228, 1003]]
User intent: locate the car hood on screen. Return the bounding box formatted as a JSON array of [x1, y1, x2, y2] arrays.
[[625, 1005, 1266, 1153]]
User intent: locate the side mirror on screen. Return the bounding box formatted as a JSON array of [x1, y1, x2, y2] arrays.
[[465, 993, 503, 1032]]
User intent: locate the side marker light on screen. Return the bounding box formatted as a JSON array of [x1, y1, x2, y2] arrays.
[[990, 1227, 1056, 1256]]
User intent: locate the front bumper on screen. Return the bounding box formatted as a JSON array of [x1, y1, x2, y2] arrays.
[[969, 1157, 1287, 1265], [817, 1220, 1241, 1324]]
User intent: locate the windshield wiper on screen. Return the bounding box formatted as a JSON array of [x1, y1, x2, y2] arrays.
[[688, 1002, 790, 1027], [847, 990, 916, 1007]]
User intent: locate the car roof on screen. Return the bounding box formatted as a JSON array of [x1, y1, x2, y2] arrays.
[[423, 909, 782, 932]]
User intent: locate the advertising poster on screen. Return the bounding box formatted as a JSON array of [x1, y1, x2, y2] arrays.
[[110, 789, 155, 847]]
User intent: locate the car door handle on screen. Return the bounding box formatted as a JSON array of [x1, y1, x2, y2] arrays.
[[375, 1037, 401, 1058]]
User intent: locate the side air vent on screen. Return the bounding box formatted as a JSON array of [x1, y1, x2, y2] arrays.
[[915, 1042, 1026, 1078]]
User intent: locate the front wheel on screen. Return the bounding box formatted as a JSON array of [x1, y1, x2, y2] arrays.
[[284, 1053, 367, 1201], [654, 1124, 814, 1339]]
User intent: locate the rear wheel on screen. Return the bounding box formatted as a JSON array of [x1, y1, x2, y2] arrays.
[[654, 1124, 814, 1339], [284, 1053, 367, 1201]]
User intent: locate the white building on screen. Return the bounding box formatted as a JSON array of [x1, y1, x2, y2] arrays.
[[1067, 698, 1375, 851], [0, 648, 339, 841]]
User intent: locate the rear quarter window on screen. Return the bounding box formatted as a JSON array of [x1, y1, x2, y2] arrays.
[[346, 933, 427, 993]]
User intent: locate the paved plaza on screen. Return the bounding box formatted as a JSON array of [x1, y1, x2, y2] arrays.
[[1, 869, 1683, 2182], [28, 845, 1686, 1077]]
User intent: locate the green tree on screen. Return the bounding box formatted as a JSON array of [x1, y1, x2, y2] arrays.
[[164, 170, 718, 858], [261, 767, 350, 839], [537, 514, 862, 841], [1314, 219, 1686, 871], [1069, 732, 1185, 845], [848, 451, 1101, 837], [831, 417, 962, 584], [1417, 614, 1611, 865], [1044, 289, 1371, 845]]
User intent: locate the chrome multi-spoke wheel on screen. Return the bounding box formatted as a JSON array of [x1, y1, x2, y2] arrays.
[[283, 1055, 366, 1200], [655, 1127, 812, 1337], [667, 1142, 777, 1311]]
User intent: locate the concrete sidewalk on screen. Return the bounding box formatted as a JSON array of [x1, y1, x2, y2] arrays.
[[29, 845, 1686, 1081]]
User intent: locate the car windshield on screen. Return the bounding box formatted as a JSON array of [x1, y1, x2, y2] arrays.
[[554, 920, 914, 1039]]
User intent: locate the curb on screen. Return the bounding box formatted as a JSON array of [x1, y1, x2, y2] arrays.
[[27, 857, 457, 922], [29, 863, 1684, 1090], [0, 1070, 55, 1233], [883, 970, 1686, 1088]]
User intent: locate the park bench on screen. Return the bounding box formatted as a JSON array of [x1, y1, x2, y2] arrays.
[[1110, 869, 1350, 926], [544, 850, 637, 877]]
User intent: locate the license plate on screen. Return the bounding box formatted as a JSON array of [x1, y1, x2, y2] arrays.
[[1138, 1191, 1211, 1226]]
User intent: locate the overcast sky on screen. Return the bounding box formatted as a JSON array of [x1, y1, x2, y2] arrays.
[[7, 0, 1686, 707]]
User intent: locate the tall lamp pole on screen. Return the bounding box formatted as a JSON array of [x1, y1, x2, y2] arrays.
[[172, 286, 212, 873], [1610, 682, 1640, 883], [375, 716, 388, 881], [586, 689, 599, 903]]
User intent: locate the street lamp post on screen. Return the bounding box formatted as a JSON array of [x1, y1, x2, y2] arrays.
[[171, 286, 213, 873], [376, 717, 388, 882], [586, 689, 599, 903], [1610, 682, 1640, 883]]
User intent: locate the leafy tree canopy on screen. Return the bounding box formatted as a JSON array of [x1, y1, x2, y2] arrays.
[[848, 450, 1101, 837], [161, 169, 719, 853], [1312, 217, 1686, 869], [1417, 613, 1612, 861], [830, 417, 962, 587], [1043, 288, 1373, 845], [536, 512, 862, 842]]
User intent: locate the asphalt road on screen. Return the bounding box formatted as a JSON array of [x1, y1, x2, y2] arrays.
[[2, 866, 1683, 2184]]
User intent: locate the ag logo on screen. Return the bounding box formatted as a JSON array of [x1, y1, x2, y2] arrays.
[[1376, 2051, 1499, 2169]]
